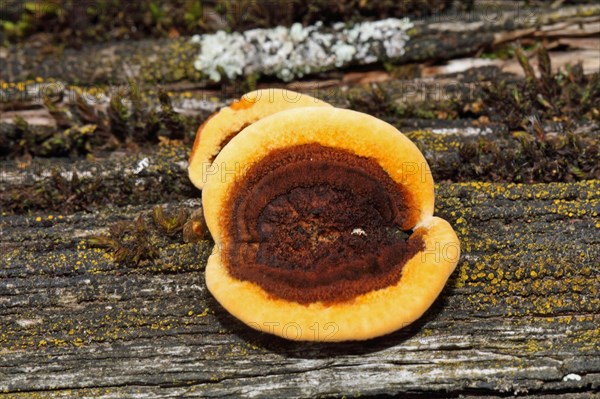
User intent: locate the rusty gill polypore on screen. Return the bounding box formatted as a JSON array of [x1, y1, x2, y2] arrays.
[[190, 91, 460, 341]]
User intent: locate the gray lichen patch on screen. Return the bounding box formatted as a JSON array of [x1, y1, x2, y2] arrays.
[[191, 19, 414, 82]]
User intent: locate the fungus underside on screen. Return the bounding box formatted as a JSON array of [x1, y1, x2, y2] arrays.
[[223, 143, 425, 304]]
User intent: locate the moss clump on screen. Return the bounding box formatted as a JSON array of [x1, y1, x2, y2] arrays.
[[481, 45, 600, 130], [2, 86, 200, 159], [0, 0, 459, 46], [88, 215, 160, 266], [346, 45, 599, 130], [408, 129, 599, 183], [152, 205, 187, 236], [0, 143, 196, 215], [88, 204, 207, 267], [345, 82, 467, 124]]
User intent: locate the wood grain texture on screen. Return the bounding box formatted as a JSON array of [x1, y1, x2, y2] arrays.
[[1, 2, 599, 395], [1, 165, 598, 397]]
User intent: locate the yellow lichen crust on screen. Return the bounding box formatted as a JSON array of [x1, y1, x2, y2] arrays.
[[202, 106, 458, 341], [188, 89, 331, 189]]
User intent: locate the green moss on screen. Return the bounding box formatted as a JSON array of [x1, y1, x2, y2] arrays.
[[482, 45, 600, 129], [406, 129, 599, 183], [1, 0, 457, 47], [0, 141, 196, 214]]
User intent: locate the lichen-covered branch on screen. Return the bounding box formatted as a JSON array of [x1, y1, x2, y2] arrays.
[[0, 4, 598, 85]]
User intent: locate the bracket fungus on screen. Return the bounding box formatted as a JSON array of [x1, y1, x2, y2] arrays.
[[188, 89, 331, 189], [191, 96, 460, 342]]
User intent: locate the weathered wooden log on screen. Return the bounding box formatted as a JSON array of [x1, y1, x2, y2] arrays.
[[1, 3, 599, 396], [0, 144, 198, 213], [1, 128, 598, 215], [0, 4, 598, 85], [2, 49, 597, 157], [0, 179, 598, 398]]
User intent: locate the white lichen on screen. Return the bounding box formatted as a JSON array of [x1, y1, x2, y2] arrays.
[[562, 373, 582, 382], [431, 127, 494, 136], [351, 228, 367, 236], [133, 157, 150, 174], [191, 18, 413, 82]]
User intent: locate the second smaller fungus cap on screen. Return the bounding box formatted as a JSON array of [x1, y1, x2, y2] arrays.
[[188, 89, 331, 189]]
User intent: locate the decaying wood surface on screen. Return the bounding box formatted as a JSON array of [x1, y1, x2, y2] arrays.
[[1, 3, 598, 144], [1, 145, 598, 397], [1, 2, 599, 397]]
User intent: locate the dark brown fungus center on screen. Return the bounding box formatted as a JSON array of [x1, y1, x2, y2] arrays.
[[224, 144, 424, 304]]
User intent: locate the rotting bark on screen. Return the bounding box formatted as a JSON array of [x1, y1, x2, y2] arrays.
[[0, 4, 598, 85], [1, 127, 598, 213], [0, 180, 598, 398], [3, 22, 599, 160], [1, 3, 599, 397], [0, 130, 596, 212]]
